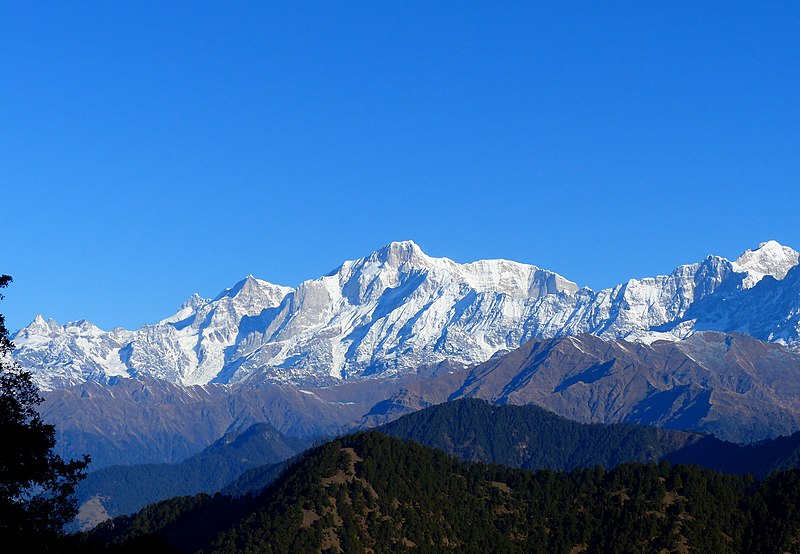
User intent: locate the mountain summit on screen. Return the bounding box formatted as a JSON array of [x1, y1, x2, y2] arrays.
[[13, 240, 800, 390], [731, 240, 799, 288]]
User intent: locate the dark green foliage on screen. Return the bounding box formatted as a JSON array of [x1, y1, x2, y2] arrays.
[[0, 275, 90, 550], [87, 493, 256, 553], [377, 398, 694, 471], [378, 398, 800, 478], [220, 459, 292, 498], [85, 430, 800, 553], [667, 428, 800, 478]]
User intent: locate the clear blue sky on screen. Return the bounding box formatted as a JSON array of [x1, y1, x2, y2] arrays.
[[2, 2, 799, 332]]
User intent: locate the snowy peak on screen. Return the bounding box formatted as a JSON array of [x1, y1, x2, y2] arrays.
[[342, 241, 578, 301], [181, 293, 209, 311], [161, 276, 291, 328], [371, 240, 428, 267], [732, 240, 799, 288], [12, 315, 64, 344], [16, 315, 105, 339], [27, 314, 60, 335], [457, 259, 578, 299], [214, 275, 292, 303], [13, 239, 800, 391], [161, 293, 210, 324], [328, 242, 431, 305]]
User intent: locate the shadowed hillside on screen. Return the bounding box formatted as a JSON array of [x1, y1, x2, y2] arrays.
[[81, 432, 800, 553]]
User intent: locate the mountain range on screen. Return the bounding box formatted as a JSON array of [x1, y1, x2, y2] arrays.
[[13, 240, 800, 390], [14, 239, 800, 550], [39, 330, 800, 475], [12, 239, 800, 479]]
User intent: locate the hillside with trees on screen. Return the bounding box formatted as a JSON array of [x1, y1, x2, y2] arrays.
[[83, 431, 800, 553], [377, 398, 800, 478]]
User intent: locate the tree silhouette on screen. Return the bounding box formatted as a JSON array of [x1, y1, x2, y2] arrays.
[[0, 275, 90, 549]]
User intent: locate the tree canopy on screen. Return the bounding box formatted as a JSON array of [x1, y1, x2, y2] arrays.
[[0, 275, 90, 549]]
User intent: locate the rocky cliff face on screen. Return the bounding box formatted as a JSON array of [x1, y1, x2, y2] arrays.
[[447, 332, 800, 443], [13, 240, 800, 390]]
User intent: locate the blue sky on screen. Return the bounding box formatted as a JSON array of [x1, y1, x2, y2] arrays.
[[2, 2, 799, 331]]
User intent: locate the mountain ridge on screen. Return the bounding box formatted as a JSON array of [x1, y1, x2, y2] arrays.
[[37, 331, 800, 473], [13, 240, 800, 390], [73, 421, 309, 527]]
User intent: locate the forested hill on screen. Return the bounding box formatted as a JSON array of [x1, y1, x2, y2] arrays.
[[377, 398, 800, 477], [83, 431, 800, 553], [218, 398, 701, 501], [377, 398, 699, 470]]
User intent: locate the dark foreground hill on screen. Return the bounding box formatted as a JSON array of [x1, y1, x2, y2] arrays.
[[378, 398, 700, 471], [227, 399, 800, 501], [80, 431, 800, 553], [80, 397, 800, 531]]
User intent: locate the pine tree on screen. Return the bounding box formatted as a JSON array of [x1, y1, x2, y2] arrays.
[[0, 275, 90, 549]]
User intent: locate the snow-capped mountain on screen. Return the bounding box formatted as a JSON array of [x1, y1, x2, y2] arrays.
[[731, 240, 799, 288], [12, 240, 800, 390], [40, 331, 800, 470]]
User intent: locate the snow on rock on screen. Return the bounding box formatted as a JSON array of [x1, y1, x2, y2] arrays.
[[12, 317, 134, 390], [12, 240, 800, 390], [731, 240, 799, 288]]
